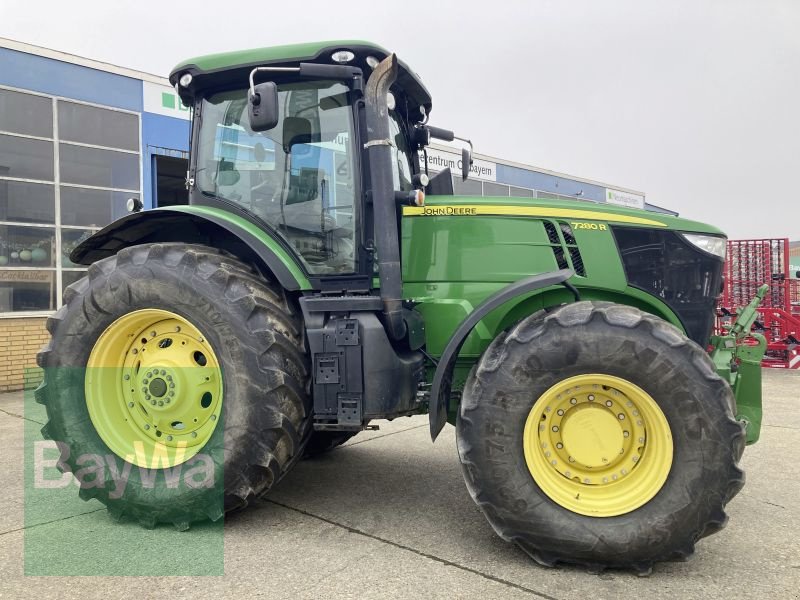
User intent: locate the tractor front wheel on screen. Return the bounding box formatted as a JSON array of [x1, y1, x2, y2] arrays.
[[457, 302, 745, 571]]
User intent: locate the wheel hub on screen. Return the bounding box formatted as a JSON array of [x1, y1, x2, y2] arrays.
[[560, 405, 624, 469], [523, 374, 673, 517], [86, 309, 223, 468]]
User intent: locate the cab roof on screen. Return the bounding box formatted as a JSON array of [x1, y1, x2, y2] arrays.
[[169, 40, 432, 120]]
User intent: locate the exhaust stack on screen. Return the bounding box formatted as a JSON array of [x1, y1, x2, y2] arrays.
[[364, 54, 407, 341]]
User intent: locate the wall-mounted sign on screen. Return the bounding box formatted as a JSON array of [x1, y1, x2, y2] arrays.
[[143, 81, 191, 120], [605, 188, 645, 210], [0, 270, 53, 283], [421, 148, 496, 182]]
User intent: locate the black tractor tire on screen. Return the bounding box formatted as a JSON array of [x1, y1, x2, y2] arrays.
[[457, 301, 745, 572], [36, 243, 312, 529], [303, 431, 358, 458]]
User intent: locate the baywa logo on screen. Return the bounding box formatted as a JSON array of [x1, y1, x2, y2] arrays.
[[34, 440, 215, 498]]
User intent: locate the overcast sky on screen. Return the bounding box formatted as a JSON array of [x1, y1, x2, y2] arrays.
[[2, 0, 797, 240]]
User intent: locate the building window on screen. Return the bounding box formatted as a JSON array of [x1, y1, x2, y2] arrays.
[[0, 87, 141, 315], [482, 181, 510, 197]]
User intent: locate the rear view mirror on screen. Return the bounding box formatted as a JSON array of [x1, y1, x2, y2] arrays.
[[461, 147, 473, 181], [248, 82, 279, 132]]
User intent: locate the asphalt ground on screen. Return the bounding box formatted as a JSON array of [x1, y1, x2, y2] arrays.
[[1, 369, 798, 599]]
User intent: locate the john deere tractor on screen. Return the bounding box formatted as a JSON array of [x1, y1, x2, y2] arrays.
[[37, 41, 766, 571]]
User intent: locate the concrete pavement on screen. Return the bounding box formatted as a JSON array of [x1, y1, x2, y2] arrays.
[[1, 369, 798, 599]]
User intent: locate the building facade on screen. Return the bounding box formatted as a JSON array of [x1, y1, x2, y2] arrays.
[[0, 37, 654, 390]]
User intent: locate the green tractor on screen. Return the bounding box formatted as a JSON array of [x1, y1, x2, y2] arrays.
[[37, 40, 766, 571]]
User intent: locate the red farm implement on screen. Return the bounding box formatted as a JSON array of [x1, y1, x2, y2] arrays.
[[719, 238, 800, 369]]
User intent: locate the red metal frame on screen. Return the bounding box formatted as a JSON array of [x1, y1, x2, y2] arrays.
[[718, 238, 800, 369]]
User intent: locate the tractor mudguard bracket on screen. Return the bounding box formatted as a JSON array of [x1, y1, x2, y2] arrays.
[[428, 268, 575, 441]]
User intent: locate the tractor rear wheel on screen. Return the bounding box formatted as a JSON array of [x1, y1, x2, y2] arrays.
[[36, 243, 311, 528], [457, 301, 745, 572]]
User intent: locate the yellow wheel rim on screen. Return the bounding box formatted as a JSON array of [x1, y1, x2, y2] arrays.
[[85, 309, 223, 468], [523, 374, 673, 517]]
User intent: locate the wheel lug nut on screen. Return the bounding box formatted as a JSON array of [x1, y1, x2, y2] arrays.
[[556, 442, 563, 449], [132, 348, 138, 355], [588, 395, 594, 401], [151, 400, 156, 405], [169, 383, 175, 389], [191, 432, 197, 438], [144, 424, 150, 430], [570, 398, 577, 405], [210, 414, 217, 421], [605, 400, 612, 407], [557, 409, 564, 416], [169, 391, 175, 397], [160, 369, 166, 376], [551, 426, 559, 432], [166, 435, 173, 441], [128, 402, 134, 408], [618, 414, 625, 420], [123, 374, 130, 381], [175, 326, 181, 332], [151, 331, 157, 337], [166, 375, 172, 382], [141, 387, 147, 393], [158, 401, 164, 406]]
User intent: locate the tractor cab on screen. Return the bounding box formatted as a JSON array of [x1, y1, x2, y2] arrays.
[[170, 41, 464, 290]]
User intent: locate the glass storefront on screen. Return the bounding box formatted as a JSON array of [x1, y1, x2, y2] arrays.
[[0, 86, 141, 314]]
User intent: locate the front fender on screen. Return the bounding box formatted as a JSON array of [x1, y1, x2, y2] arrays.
[[71, 206, 311, 291], [428, 269, 575, 440]]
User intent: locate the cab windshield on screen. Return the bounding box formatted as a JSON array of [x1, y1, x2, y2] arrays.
[[195, 80, 357, 274]]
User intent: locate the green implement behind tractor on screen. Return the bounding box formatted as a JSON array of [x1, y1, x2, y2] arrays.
[[37, 40, 767, 572]]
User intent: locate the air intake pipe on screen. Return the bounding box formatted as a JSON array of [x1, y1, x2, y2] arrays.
[[364, 54, 406, 341]]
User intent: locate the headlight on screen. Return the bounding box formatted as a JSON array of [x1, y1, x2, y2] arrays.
[[681, 233, 727, 260], [331, 50, 355, 63], [126, 197, 143, 213]]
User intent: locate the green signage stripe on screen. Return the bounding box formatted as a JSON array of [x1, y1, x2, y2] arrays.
[[161, 92, 176, 109]]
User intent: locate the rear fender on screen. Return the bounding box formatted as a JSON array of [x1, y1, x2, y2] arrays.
[[71, 206, 311, 291]]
